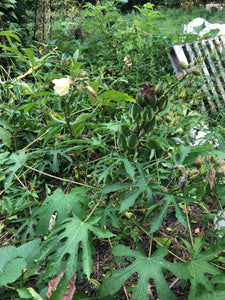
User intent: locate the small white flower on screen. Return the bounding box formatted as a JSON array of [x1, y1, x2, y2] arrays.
[[52, 78, 72, 96]]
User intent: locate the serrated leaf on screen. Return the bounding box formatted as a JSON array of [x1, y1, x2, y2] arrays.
[[102, 182, 135, 194], [0, 126, 11, 147], [72, 113, 93, 125], [197, 290, 225, 300], [36, 188, 86, 235], [119, 189, 143, 212], [42, 123, 63, 145], [98, 90, 135, 105], [172, 145, 191, 165], [149, 194, 189, 233], [184, 145, 213, 165], [40, 216, 114, 280], [100, 245, 179, 300], [172, 199, 188, 229], [123, 158, 135, 180], [97, 160, 119, 184], [2, 151, 27, 190], [23, 48, 35, 66], [20, 102, 36, 113], [149, 198, 170, 234], [99, 198, 119, 228], [180, 237, 223, 299], [102, 163, 154, 211], [16, 82, 34, 95]]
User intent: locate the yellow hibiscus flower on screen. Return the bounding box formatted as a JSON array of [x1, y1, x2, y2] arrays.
[[52, 78, 73, 96]]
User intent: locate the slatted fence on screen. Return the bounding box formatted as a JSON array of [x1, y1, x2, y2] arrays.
[[168, 36, 225, 114]]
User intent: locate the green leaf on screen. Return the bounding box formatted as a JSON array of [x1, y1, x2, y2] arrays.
[[15, 82, 34, 95], [123, 158, 135, 180], [99, 198, 119, 228], [98, 90, 135, 105], [0, 126, 11, 147], [72, 113, 93, 125], [172, 145, 191, 165], [22, 48, 35, 66], [102, 163, 154, 212], [2, 151, 27, 190], [17, 287, 43, 299], [69, 61, 83, 78], [180, 238, 223, 299], [101, 245, 178, 299], [149, 198, 170, 234], [42, 122, 63, 145], [149, 194, 188, 233], [72, 113, 93, 137], [184, 145, 213, 165], [0, 31, 21, 48], [102, 182, 136, 194], [36, 188, 86, 235], [17, 239, 41, 268], [197, 290, 225, 300], [119, 189, 143, 212], [0, 249, 26, 286], [172, 199, 188, 229], [97, 159, 120, 184], [127, 133, 138, 149], [0, 239, 41, 285], [40, 216, 114, 280]]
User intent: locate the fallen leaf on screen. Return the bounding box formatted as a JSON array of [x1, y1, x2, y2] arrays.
[[46, 268, 76, 300]]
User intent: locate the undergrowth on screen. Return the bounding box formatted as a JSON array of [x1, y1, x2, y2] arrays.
[[1, 2, 225, 300]]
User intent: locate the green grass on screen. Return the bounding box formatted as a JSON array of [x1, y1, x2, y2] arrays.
[[155, 6, 225, 36]]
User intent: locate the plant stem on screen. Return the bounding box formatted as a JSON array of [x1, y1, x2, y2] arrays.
[[24, 164, 101, 190], [184, 203, 194, 247]]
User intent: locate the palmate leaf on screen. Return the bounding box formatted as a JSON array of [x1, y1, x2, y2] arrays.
[[123, 158, 136, 181], [40, 215, 114, 281], [1, 151, 27, 190], [196, 275, 225, 299], [100, 245, 184, 300], [172, 145, 191, 165], [180, 238, 224, 299], [0, 123, 12, 147], [36, 188, 86, 235], [197, 290, 225, 300], [102, 162, 154, 212], [149, 195, 188, 234], [99, 198, 119, 228]]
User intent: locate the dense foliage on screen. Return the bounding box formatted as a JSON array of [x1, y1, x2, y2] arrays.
[[1, 1, 225, 299]]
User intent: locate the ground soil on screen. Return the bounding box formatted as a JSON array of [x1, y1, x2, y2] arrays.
[[74, 201, 216, 299]]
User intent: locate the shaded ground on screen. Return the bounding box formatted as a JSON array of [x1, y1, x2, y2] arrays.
[[74, 202, 216, 299]]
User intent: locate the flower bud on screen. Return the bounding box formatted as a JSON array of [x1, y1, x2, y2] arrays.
[[196, 155, 205, 169], [86, 85, 97, 100]]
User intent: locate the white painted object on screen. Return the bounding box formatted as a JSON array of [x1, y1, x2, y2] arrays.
[[191, 126, 210, 146], [173, 124, 219, 147], [184, 17, 225, 37], [214, 211, 225, 238], [206, 4, 222, 11]]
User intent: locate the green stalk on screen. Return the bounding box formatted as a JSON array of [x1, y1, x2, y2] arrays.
[[184, 203, 194, 247]]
